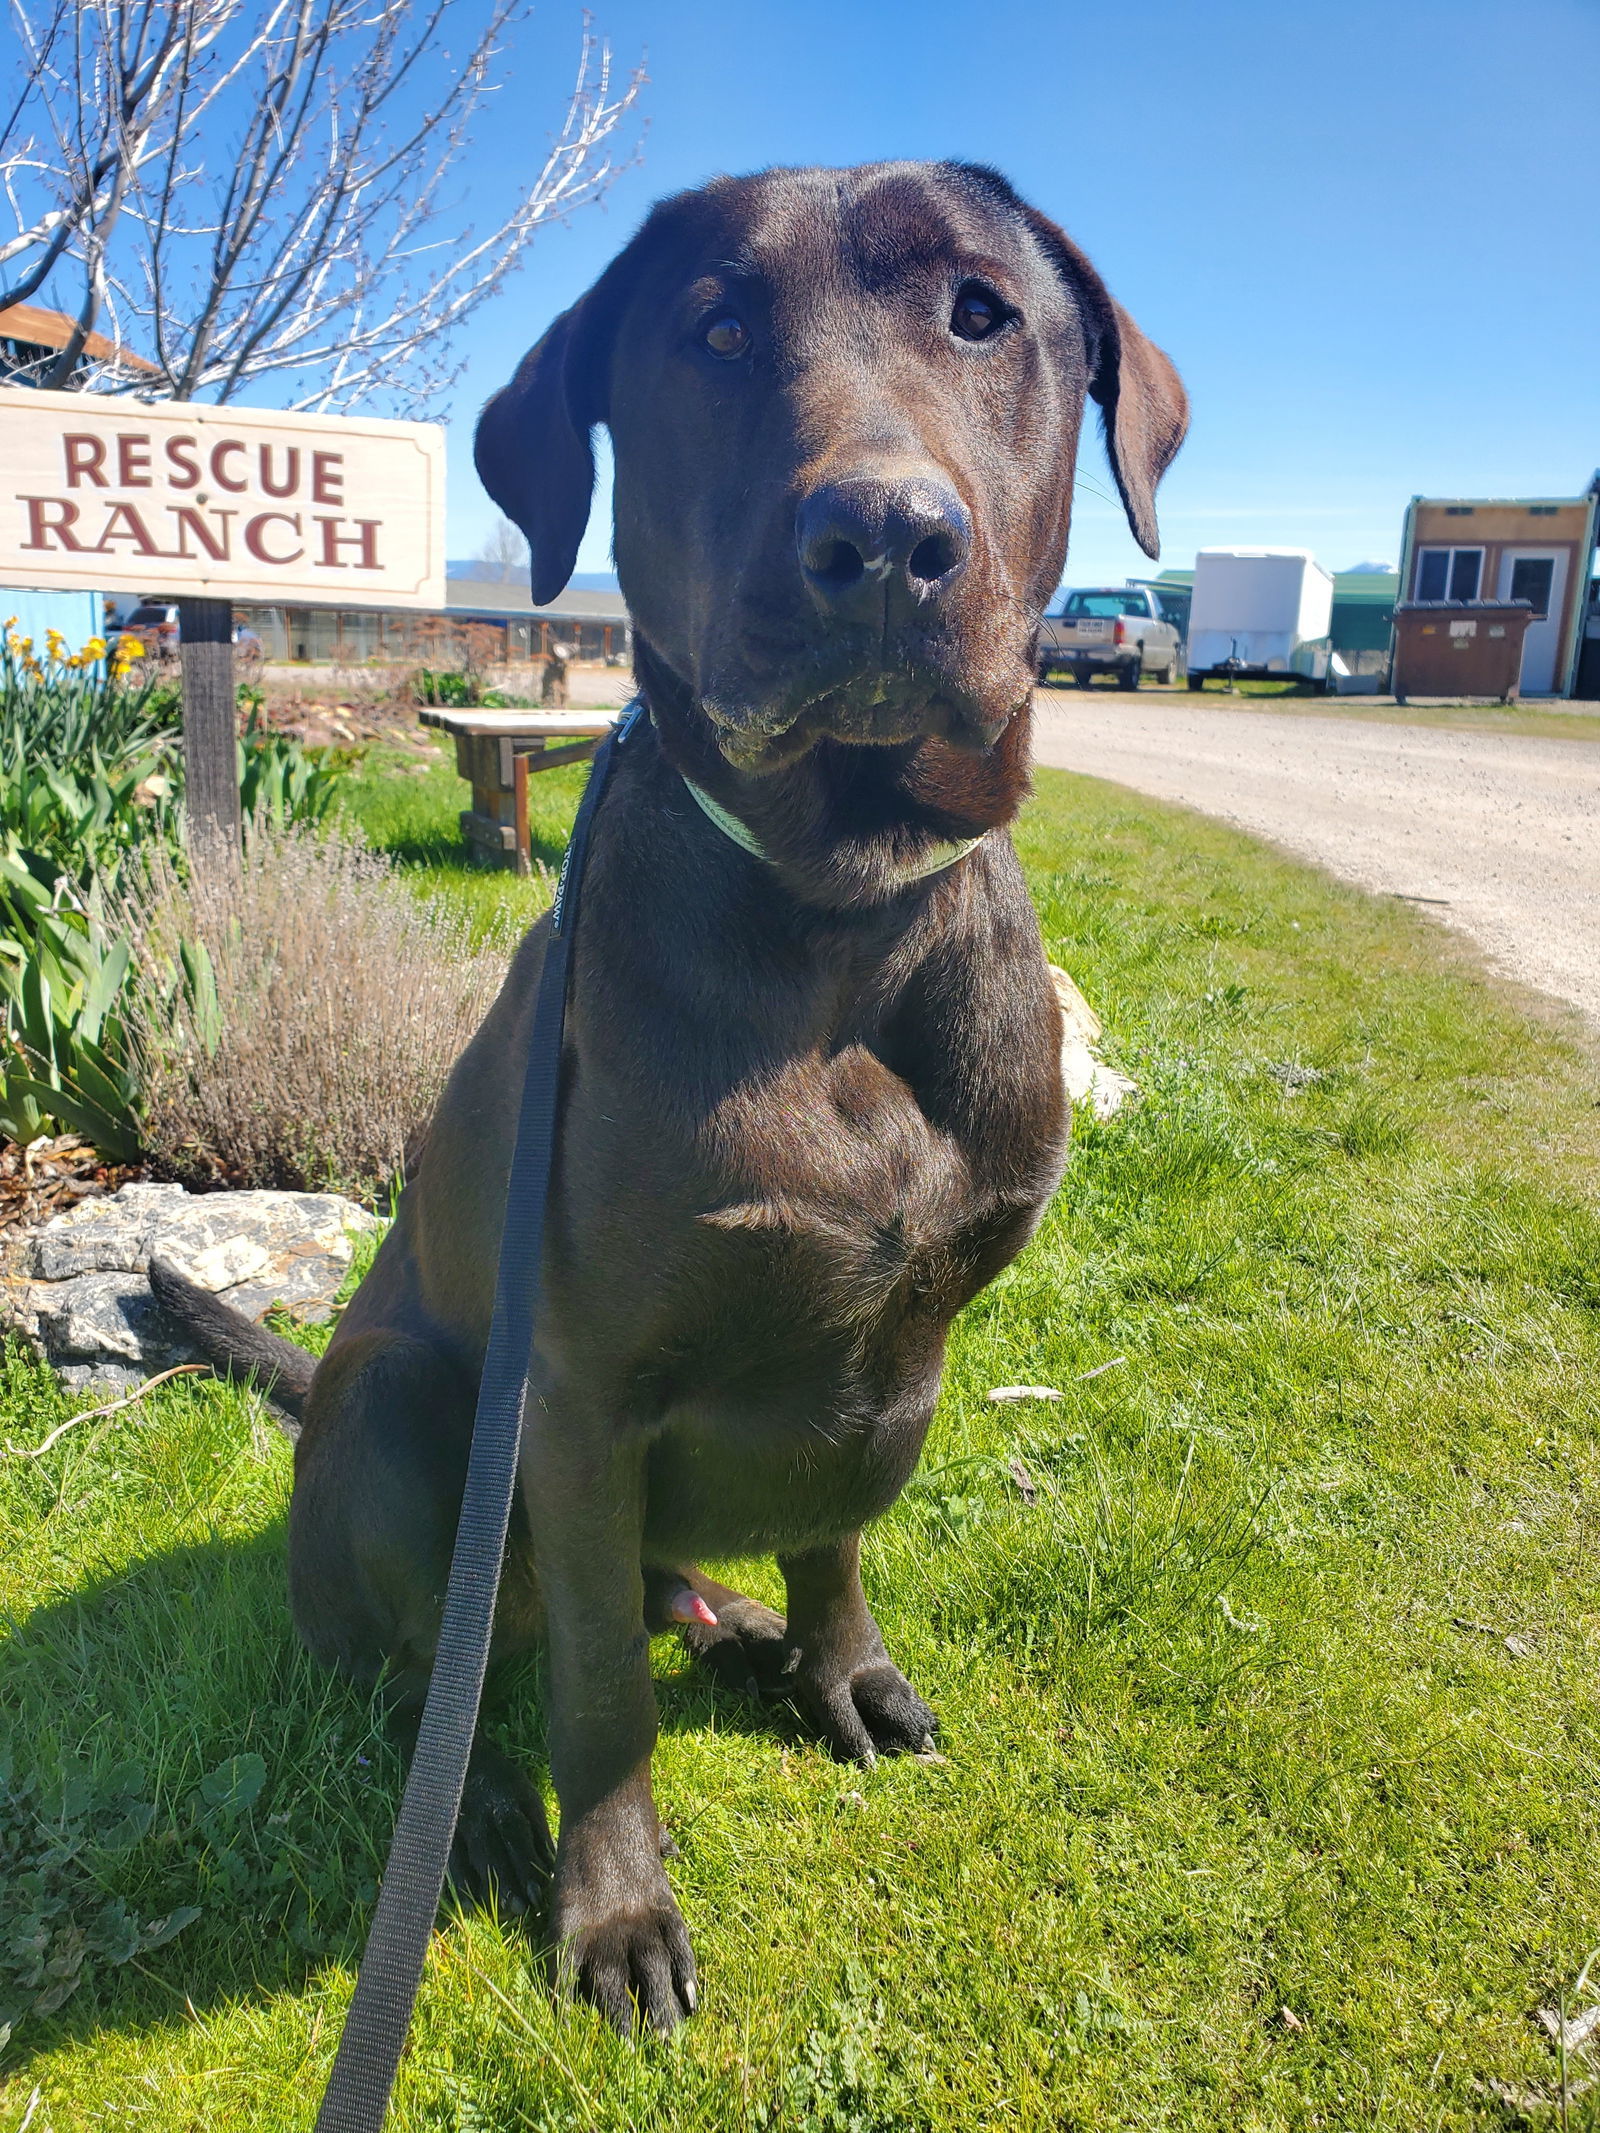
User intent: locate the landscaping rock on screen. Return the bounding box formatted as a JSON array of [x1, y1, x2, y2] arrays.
[[0, 1181, 378, 1393]]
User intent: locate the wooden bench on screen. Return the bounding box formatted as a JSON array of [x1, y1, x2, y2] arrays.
[[418, 707, 621, 874]]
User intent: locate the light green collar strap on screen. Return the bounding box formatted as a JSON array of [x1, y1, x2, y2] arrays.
[[681, 775, 768, 858], [680, 774, 986, 882]]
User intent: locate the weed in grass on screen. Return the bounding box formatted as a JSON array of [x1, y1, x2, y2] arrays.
[[752, 1959, 936, 2131], [0, 1759, 200, 2037]]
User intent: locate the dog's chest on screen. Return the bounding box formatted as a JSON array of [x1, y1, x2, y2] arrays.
[[693, 1040, 1015, 1333]]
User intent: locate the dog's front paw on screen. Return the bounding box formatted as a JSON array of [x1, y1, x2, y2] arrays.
[[794, 1655, 937, 1766], [555, 1874, 698, 2035]]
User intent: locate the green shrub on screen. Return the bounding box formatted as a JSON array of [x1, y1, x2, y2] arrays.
[[0, 859, 141, 1160], [238, 710, 357, 833], [411, 665, 475, 707], [0, 629, 361, 1157], [0, 619, 181, 766], [0, 740, 178, 888], [122, 819, 517, 1200], [0, 624, 181, 891]]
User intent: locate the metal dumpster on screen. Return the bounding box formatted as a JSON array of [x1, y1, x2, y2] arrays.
[[1392, 600, 1533, 703]]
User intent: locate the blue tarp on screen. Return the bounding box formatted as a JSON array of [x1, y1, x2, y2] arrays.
[[0, 585, 103, 659]]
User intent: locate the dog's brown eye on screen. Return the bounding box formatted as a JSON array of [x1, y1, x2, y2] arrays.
[[951, 285, 1005, 341], [701, 313, 750, 359]]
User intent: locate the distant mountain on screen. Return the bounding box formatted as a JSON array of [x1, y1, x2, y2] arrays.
[[445, 560, 621, 593], [1343, 559, 1397, 574]]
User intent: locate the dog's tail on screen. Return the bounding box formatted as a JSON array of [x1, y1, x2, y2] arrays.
[[148, 1254, 316, 1437]]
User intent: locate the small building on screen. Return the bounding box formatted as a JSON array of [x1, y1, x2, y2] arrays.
[[2, 307, 157, 648], [444, 576, 630, 665], [1135, 565, 1397, 678], [1328, 568, 1399, 680], [1396, 485, 1600, 696], [232, 579, 630, 668], [1127, 572, 1193, 639], [0, 302, 161, 387]]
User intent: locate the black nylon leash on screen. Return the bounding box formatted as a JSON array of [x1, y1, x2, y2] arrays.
[[313, 699, 644, 2133]]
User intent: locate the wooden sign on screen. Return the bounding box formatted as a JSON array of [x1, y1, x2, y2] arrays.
[[0, 388, 445, 608]]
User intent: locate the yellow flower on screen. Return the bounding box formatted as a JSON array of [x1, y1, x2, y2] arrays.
[[81, 635, 106, 659]]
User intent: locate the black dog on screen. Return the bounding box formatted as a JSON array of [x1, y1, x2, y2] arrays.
[[156, 159, 1185, 2034]]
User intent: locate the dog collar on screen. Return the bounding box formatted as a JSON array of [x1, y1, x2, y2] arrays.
[[679, 774, 986, 881]]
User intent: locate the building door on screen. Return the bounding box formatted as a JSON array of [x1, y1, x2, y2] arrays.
[[1498, 549, 1567, 693]]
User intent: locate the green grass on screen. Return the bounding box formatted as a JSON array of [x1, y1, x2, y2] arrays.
[[5, 759, 1600, 2129], [334, 737, 592, 933]]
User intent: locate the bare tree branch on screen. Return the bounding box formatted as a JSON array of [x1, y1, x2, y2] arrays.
[[0, 1, 645, 413], [472, 512, 530, 582]]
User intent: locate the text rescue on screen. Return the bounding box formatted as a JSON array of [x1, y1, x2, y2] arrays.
[[20, 430, 382, 571]]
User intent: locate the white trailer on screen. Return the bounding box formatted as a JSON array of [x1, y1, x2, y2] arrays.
[[1187, 548, 1334, 690]]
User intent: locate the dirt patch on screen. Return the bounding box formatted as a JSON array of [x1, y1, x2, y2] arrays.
[[249, 657, 633, 748]]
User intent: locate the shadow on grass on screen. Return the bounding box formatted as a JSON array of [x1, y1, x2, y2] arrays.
[[0, 1524, 807, 2070]]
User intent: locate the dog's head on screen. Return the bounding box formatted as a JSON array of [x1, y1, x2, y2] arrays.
[[477, 162, 1185, 772]]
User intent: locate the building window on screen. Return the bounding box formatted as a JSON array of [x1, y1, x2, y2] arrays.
[[1415, 547, 1483, 601], [1508, 556, 1555, 618]]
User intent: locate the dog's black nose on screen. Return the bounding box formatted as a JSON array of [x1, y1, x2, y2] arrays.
[[796, 475, 971, 622]]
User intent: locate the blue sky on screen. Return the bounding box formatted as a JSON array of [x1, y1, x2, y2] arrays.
[[446, 0, 1600, 589]]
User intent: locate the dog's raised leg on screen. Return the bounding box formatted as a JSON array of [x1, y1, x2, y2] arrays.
[[779, 1535, 937, 1765], [522, 1395, 697, 2034], [642, 1565, 792, 1698]]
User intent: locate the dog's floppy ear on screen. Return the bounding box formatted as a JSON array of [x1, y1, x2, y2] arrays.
[[1090, 299, 1188, 560], [474, 300, 605, 606], [1023, 208, 1188, 561]]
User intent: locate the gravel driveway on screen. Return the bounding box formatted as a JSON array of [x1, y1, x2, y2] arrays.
[[1032, 696, 1600, 1025]]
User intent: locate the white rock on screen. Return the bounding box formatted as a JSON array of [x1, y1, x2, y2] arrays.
[[1049, 965, 1137, 1119], [1, 1181, 378, 1393], [184, 1236, 272, 1291]]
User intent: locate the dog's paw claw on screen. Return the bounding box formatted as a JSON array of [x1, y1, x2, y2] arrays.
[[557, 1899, 698, 2037]]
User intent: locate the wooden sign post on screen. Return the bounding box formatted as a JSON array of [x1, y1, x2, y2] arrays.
[[0, 389, 446, 858], [176, 596, 242, 857]]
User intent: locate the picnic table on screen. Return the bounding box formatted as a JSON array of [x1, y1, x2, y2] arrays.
[[418, 706, 621, 874]]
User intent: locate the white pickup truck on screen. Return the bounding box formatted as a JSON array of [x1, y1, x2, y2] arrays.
[[1037, 585, 1183, 689]]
